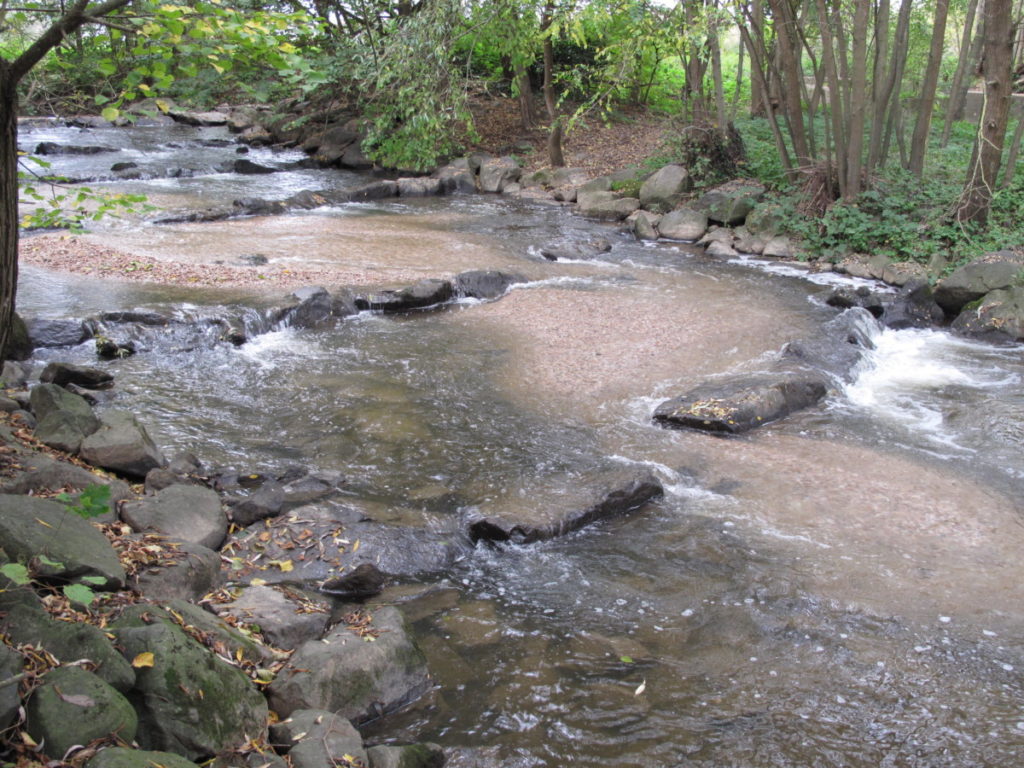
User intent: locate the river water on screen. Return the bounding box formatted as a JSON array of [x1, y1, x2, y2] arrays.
[[16, 120, 1024, 766]]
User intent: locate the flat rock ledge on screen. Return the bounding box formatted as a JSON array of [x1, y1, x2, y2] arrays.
[[467, 467, 663, 545]]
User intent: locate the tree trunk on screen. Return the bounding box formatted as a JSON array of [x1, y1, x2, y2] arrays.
[[941, 0, 981, 146], [869, 0, 913, 172], [766, 0, 811, 164], [0, 66, 19, 361], [909, 0, 951, 176], [709, 5, 727, 130], [1001, 109, 1024, 186], [515, 64, 536, 130], [844, 0, 870, 197], [816, 0, 847, 194], [731, 34, 745, 121], [956, 0, 1015, 224]]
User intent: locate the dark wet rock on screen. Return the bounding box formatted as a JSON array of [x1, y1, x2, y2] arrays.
[[880, 279, 945, 329], [121, 485, 227, 550], [576, 190, 640, 220], [359, 278, 454, 313], [1, 601, 135, 691], [693, 180, 765, 225], [478, 156, 522, 193], [280, 190, 327, 209], [228, 481, 285, 526], [30, 382, 101, 453], [639, 163, 692, 212], [934, 250, 1024, 313], [0, 644, 22, 732], [266, 606, 430, 723], [320, 562, 388, 600], [539, 237, 612, 261], [153, 208, 233, 225], [281, 474, 341, 507], [398, 177, 443, 197], [87, 748, 200, 768], [95, 337, 137, 359], [238, 253, 269, 266], [277, 286, 334, 330], [434, 163, 477, 194], [229, 503, 463, 585], [0, 448, 131, 505], [79, 410, 166, 479], [951, 284, 1024, 340], [269, 710, 368, 768], [658, 208, 708, 241], [453, 270, 526, 300], [332, 289, 360, 318], [109, 608, 268, 760], [99, 310, 170, 326], [309, 125, 360, 162], [826, 286, 886, 318], [224, 158, 276, 175], [367, 744, 446, 768], [34, 141, 114, 155], [348, 179, 398, 201], [3, 312, 32, 360], [340, 143, 373, 170], [781, 308, 878, 381], [111, 161, 138, 172], [0, 494, 125, 589], [467, 467, 663, 545], [27, 667, 137, 759], [41, 362, 114, 390], [211, 585, 330, 650], [26, 317, 90, 348], [232, 197, 287, 216], [142, 451, 208, 494], [130, 538, 223, 603], [653, 370, 828, 434]]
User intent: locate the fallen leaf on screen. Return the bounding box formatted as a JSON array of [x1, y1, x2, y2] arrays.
[[635, 679, 646, 696], [57, 691, 96, 707], [132, 652, 155, 668]]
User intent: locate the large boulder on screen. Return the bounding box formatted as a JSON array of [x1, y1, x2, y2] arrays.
[[30, 383, 100, 453], [210, 584, 330, 650], [129, 539, 223, 603], [0, 494, 125, 589], [639, 164, 692, 213], [934, 250, 1024, 313], [951, 284, 1024, 340], [27, 667, 137, 759], [693, 180, 765, 225], [366, 744, 446, 768], [110, 611, 269, 760], [278, 286, 334, 330], [40, 362, 114, 390], [26, 318, 90, 348], [630, 210, 660, 241], [397, 177, 442, 197], [539, 237, 612, 261], [452, 270, 526, 300], [434, 161, 477, 194], [2, 313, 32, 361], [576, 190, 640, 221], [879, 279, 945, 329], [120, 485, 227, 550], [657, 208, 708, 241], [0, 449, 130, 504], [87, 748, 200, 768], [270, 710, 367, 768], [466, 467, 663, 545], [653, 370, 828, 434], [0, 644, 22, 732], [478, 157, 522, 193], [266, 606, 430, 722], [359, 279, 454, 313], [79, 410, 166, 478]]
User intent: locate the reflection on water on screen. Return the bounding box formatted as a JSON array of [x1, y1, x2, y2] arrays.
[[15, 120, 1024, 766]]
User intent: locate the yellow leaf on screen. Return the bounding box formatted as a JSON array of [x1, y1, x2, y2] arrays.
[[20, 731, 38, 747], [132, 652, 155, 668], [351, 540, 360, 553], [251, 578, 267, 586], [155, 98, 172, 113], [271, 559, 294, 572], [35, 518, 53, 528]]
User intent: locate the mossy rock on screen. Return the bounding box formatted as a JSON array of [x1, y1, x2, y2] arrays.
[[87, 748, 200, 768], [2, 312, 32, 361]]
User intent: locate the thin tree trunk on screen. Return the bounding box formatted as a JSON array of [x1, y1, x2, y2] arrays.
[[731, 34, 745, 121], [748, 0, 768, 117], [767, 0, 811, 164], [515, 64, 536, 130], [0, 67, 18, 360], [941, 0, 981, 145], [870, 0, 913, 172], [880, 0, 913, 163], [709, 14, 728, 129], [844, 0, 870, 197], [816, 0, 847, 193], [866, 0, 891, 173], [739, 21, 793, 172], [540, 1, 564, 167], [956, 0, 1015, 224], [909, 0, 951, 176], [1001, 112, 1024, 186]]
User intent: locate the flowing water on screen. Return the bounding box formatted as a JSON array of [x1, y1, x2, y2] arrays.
[[16, 120, 1024, 766]]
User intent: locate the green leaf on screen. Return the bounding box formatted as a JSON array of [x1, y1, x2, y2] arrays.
[[80, 575, 107, 585], [36, 554, 63, 568], [101, 107, 121, 122], [0, 563, 31, 585], [620, 655, 634, 664], [97, 59, 117, 76], [63, 583, 96, 607]]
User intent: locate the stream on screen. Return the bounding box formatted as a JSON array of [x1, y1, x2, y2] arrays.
[[16, 119, 1024, 767]]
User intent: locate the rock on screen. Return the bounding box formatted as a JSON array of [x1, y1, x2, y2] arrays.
[[266, 606, 431, 723], [160, 600, 273, 663], [0, 449, 131, 505], [232, 197, 287, 216], [781, 308, 879, 381], [733, 226, 768, 255], [744, 203, 785, 236], [111, 161, 138, 172], [631, 210, 660, 240], [34, 141, 113, 155], [838, 254, 891, 280], [26, 318, 90, 348], [0, 495, 125, 589], [467, 467, 663, 545], [2, 360, 28, 388], [1, 601, 135, 691], [269, 710, 367, 768], [110, 610, 269, 759], [79, 410, 166, 478], [397, 177, 442, 197], [761, 235, 797, 259], [30, 383, 101, 453], [694, 180, 765, 225], [95, 337, 137, 359], [279, 286, 334, 330], [951, 284, 1024, 340], [880, 279, 945, 329], [653, 370, 828, 434], [0, 644, 22, 732], [40, 362, 114, 390], [348, 180, 398, 201], [169, 109, 229, 126], [826, 286, 885, 318], [657, 208, 708, 241], [705, 240, 739, 258], [576, 190, 640, 220], [130, 539, 223, 603], [366, 744, 446, 768], [227, 158, 276, 175], [87, 748, 200, 768], [639, 164, 692, 212], [121, 485, 227, 550], [340, 143, 373, 170], [27, 667, 137, 759], [539, 237, 612, 261], [211, 585, 330, 650], [320, 562, 387, 600], [229, 482, 285, 526], [2, 312, 32, 360], [98, 310, 170, 326], [434, 163, 477, 194], [360, 279, 454, 313], [881, 260, 929, 287], [452, 270, 526, 300], [478, 157, 522, 193], [577, 176, 612, 194], [934, 250, 1024, 313]]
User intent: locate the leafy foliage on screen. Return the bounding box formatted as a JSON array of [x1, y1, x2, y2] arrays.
[[56, 484, 113, 520]]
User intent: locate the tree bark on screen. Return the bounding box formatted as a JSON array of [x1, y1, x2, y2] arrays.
[[941, 0, 981, 145], [541, 0, 564, 167], [0, 66, 17, 360], [955, 0, 1015, 224], [766, 0, 811, 165], [909, 0, 951, 176], [844, 0, 870, 197], [1001, 108, 1024, 186]]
